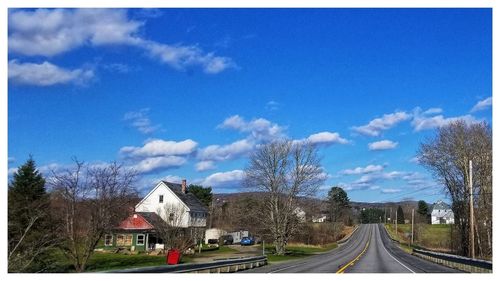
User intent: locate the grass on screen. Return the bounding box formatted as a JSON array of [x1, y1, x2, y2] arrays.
[[385, 223, 452, 252], [48, 245, 239, 272], [265, 243, 338, 263]]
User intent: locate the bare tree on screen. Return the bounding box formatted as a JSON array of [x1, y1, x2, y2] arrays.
[[49, 159, 137, 272], [418, 120, 492, 258], [244, 140, 325, 255], [150, 204, 196, 253]]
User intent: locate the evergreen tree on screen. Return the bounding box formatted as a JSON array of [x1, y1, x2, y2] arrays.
[[188, 184, 213, 207], [8, 156, 55, 272], [397, 205, 405, 224], [327, 186, 350, 222], [417, 200, 429, 216]]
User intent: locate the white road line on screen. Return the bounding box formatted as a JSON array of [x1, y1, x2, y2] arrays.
[[380, 233, 416, 273], [268, 262, 307, 273]]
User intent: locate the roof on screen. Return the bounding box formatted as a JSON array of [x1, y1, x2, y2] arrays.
[[162, 181, 208, 213], [117, 212, 160, 230], [432, 200, 451, 211]]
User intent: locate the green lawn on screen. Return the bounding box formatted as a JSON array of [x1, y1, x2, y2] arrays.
[[385, 223, 452, 251], [265, 243, 338, 263], [48, 245, 238, 272]]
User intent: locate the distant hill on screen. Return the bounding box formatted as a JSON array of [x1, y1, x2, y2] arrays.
[[214, 192, 421, 213]]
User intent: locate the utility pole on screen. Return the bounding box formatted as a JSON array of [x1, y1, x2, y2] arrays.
[[384, 208, 387, 224], [469, 160, 475, 259], [395, 209, 398, 235], [411, 209, 414, 246]]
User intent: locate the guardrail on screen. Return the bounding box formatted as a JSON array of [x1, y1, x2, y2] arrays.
[[337, 225, 359, 245], [412, 248, 492, 273], [106, 255, 267, 273]]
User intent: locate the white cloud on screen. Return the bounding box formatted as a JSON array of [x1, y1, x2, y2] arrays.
[[129, 156, 186, 174], [8, 9, 235, 74], [352, 111, 410, 137], [470, 97, 492, 112], [8, 167, 18, 177], [306, 131, 349, 145], [411, 108, 480, 131], [265, 100, 280, 111], [9, 9, 142, 56], [381, 188, 402, 194], [201, 170, 245, 187], [120, 139, 198, 158], [123, 108, 161, 134], [8, 60, 94, 86], [195, 161, 216, 172], [218, 115, 286, 142], [423, 108, 443, 115], [340, 170, 406, 191], [142, 40, 235, 74], [340, 164, 384, 175], [368, 140, 398, 151], [409, 156, 420, 164], [198, 139, 255, 162]]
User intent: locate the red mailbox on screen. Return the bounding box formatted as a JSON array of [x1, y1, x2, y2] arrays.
[[166, 248, 181, 265]]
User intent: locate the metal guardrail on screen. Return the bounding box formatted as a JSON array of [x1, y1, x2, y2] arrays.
[[105, 255, 267, 273], [413, 248, 492, 273], [337, 225, 359, 245]]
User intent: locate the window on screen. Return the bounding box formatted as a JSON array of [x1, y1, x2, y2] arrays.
[[116, 234, 133, 246], [159, 195, 164, 203], [169, 212, 175, 222], [104, 234, 113, 246], [136, 234, 145, 245]]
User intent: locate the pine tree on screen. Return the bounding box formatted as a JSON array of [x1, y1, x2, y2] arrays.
[[327, 186, 350, 222], [397, 205, 405, 224], [8, 156, 54, 272]]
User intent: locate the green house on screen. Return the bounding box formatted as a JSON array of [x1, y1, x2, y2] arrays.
[[100, 212, 164, 252]]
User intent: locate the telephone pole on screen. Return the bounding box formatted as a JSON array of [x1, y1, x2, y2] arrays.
[[469, 160, 475, 259], [411, 209, 414, 246], [395, 209, 398, 235]]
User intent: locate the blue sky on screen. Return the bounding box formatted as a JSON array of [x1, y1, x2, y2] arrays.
[[8, 8, 492, 203]]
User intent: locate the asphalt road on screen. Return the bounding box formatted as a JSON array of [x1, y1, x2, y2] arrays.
[[244, 224, 461, 273]]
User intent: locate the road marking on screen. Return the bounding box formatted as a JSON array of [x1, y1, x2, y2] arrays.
[[380, 234, 416, 273], [336, 231, 371, 274], [268, 263, 307, 273]]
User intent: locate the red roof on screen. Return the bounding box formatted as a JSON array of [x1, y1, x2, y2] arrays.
[[118, 213, 155, 230]]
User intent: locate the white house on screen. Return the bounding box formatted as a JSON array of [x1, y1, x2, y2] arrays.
[[312, 214, 327, 223], [294, 207, 306, 222], [135, 180, 208, 228], [102, 180, 208, 252], [431, 200, 455, 225]]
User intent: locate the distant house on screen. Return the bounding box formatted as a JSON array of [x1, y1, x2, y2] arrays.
[[431, 200, 455, 224], [294, 207, 306, 222], [100, 180, 208, 252], [312, 214, 327, 223]]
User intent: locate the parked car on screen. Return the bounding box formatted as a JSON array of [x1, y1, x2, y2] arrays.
[[240, 236, 255, 246], [220, 235, 234, 245]]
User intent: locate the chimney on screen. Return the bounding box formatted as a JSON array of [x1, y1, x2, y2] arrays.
[[182, 179, 187, 194]]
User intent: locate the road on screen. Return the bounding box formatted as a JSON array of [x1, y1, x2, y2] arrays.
[[244, 224, 461, 273]]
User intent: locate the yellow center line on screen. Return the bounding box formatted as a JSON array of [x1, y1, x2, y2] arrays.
[[336, 228, 372, 274]]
